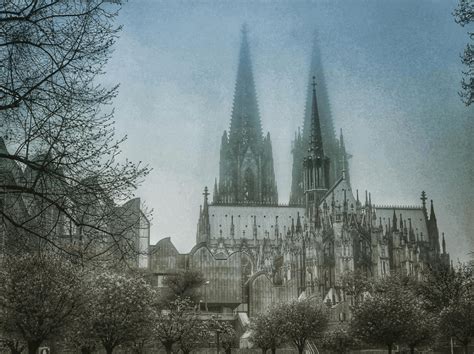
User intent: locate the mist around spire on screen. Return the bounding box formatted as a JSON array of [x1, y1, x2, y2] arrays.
[[290, 32, 350, 205], [308, 76, 324, 159], [228, 24, 263, 152], [214, 25, 278, 205]]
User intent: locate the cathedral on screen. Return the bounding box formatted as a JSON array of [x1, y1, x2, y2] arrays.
[[150, 27, 450, 318]]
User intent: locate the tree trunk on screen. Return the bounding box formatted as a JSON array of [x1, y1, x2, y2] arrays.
[[387, 344, 392, 354], [464, 344, 469, 354], [164, 343, 173, 354], [261, 349, 267, 354], [105, 346, 114, 354], [409, 345, 415, 354], [271, 348, 277, 354], [27, 340, 42, 354], [297, 344, 305, 354]]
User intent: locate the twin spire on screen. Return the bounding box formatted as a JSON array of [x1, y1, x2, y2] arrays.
[[216, 26, 346, 206], [216, 25, 278, 205], [228, 25, 263, 150], [308, 76, 325, 159]]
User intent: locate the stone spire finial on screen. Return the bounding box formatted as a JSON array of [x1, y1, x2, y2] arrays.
[[430, 199, 436, 221], [203, 186, 209, 205], [420, 191, 427, 210], [340, 128, 346, 180], [213, 178, 218, 203], [442, 232, 446, 254]]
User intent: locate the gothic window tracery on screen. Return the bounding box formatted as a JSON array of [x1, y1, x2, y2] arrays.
[[243, 167, 256, 202]]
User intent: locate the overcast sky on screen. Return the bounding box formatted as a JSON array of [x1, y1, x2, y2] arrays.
[[103, 0, 473, 262]]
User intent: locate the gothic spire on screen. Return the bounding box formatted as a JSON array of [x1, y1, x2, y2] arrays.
[[213, 178, 218, 203], [392, 209, 398, 231], [216, 26, 278, 205], [301, 33, 340, 184], [340, 128, 346, 180], [421, 191, 427, 211], [302, 34, 336, 150], [338, 128, 351, 184], [229, 24, 262, 150], [442, 233, 446, 254], [196, 186, 210, 243], [296, 212, 302, 233], [430, 200, 436, 221], [308, 76, 324, 158]]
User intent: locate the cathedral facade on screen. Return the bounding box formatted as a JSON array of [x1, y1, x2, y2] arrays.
[[150, 27, 450, 318]]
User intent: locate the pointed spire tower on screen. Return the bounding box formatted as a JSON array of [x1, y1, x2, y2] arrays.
[[215, 25, 278, 205], [290, 33, 350, 205], [303, 77, 330, 226], [339, 128, 351, 185], [428, 199, 440, 254], [228, 25, 262, 150], [197, 186, 211, 243]]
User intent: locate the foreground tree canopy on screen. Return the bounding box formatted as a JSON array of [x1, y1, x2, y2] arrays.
[[249, 309, 287, 354], [453, 0, 473, 105], [277, 299, 328, 354], [0, 254, 85, 354], [351, 275, 437, 354], [79, 272, 156, 354], [0, 0, 149, 261]]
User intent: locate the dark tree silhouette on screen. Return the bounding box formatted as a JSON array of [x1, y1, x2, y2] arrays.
[[162, 269, 206, 304], [453, 0, 473, 105], [0, 0, 150, 262]]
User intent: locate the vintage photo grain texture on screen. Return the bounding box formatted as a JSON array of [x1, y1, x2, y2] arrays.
[[0, 0, 472, 353]]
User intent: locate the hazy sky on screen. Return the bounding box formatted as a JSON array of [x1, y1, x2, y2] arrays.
[[103, 0, 473, 262]]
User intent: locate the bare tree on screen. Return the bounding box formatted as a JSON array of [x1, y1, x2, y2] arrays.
[[0, 0, 150, 262], [453, 0, 473, 106]]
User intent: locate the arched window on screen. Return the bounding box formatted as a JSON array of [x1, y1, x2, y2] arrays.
[[243, 167, 256, 202]]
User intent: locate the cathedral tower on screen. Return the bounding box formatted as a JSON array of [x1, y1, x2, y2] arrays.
[[303, 77, 330, 224], [290, 36, 350, 205], [214, 26, 278, 204]]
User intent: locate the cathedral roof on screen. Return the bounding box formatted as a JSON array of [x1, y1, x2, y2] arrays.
[[375, 206, 429, 240], [0, 137, 25, 186], [208, 204, 305, 240], [319, 176, 356, 210]]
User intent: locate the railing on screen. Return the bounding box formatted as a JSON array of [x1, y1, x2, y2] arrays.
[[306, 340, 319, 354], [196, 312, 236, 321]]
